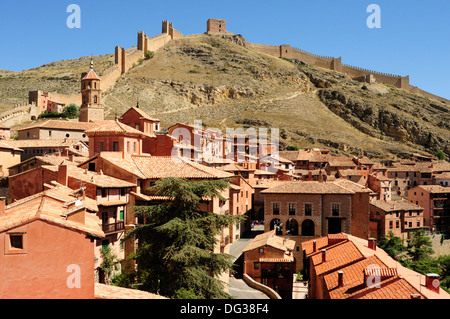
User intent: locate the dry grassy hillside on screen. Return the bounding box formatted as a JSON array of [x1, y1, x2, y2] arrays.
[[0, 54, 114, 112], [1, 33, 448, 159], [103, 34, 449, 159]]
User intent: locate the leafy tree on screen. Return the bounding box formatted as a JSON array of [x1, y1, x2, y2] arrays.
[[124, 177, 242, 299], [286, 146, 299, 151], [377, 231, 406, 260], [407, 229, 434, 263], [63, 104, 79, 119], [100, 246, 121, 285]]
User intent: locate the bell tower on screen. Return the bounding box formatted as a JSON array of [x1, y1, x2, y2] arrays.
[[79, 58, 104, 122]]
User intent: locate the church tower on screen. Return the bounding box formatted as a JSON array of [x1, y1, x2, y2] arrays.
[[79, 59, 104, 122]]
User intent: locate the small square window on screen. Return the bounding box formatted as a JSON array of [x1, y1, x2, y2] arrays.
[[10, 235, 23, 249], [5, 232, 27, 254], [254, 262, 260, 270], [259, 248, 264, 254]]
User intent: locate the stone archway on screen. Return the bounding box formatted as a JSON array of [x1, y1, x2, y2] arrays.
[[301, 219, 315, 236], [270, 218, 283, 236], [286, 218, 299, 236]]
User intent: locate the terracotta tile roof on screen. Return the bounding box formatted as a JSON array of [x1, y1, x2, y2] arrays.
[[17, 120, 99, 132], [327, 156, 357, 167], [120, 107, 160, 122], [95, 283, 167, 299], [43, 181, 98, 212], [1, 192, 104, 238], [413, 185, 450, 194], [350, 276, 424, 299], [85, 120, 153, 137], [324, 255, 388, 299], [0, 139, 85, 149], [130, 155, 234, 179], [243, 230, 296, 253], [43, 165, 136, 188], [82, 69, 101, 80], [347, 234, 450, 299], [260, 181, 355, 194], [370, 199, 423, 212], [310, 240, 365, 276], [333, 178, 373, 193]]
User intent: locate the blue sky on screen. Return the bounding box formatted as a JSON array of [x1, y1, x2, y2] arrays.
[[0, 0, 449, 99]]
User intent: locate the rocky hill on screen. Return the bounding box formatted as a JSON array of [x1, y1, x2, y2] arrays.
[[1, 34, 449, 160]]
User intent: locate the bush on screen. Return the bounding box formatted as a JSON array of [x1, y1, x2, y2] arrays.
[[144, 51, 154, 60], [287, 145, 299, 151], [361, 85, 368, 90], [435, 150, 446, 160]]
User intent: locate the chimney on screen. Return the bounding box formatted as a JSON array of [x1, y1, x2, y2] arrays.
[[425, 274, 440, 294], [321, 249, 327, 263], [338, 271, 344, 288], [0, 197, 6, 215], [312, 240, 317, 252], [368, 238, 377, 250], [57, 165, 68, 186]]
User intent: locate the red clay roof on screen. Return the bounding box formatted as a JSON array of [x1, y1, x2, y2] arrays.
[[1, 192, 104, 238], [310, 240, 365, 276], [82, 69, 101, 81], [261, 181, 355, 195]]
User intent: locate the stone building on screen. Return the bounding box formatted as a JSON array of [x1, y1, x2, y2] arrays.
[[369, 199, 424, 240], [407, 185, 450, 233], [260, 180, 371, 271], [242, 230, 296, 299]]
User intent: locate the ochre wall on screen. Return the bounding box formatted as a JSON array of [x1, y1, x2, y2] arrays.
[[0, 220, 95, 299]]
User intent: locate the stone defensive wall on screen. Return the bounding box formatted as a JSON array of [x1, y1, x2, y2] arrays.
[[0, 104, 38, 126], [99, 20, 183, 93], [248, 43, 412, 90]]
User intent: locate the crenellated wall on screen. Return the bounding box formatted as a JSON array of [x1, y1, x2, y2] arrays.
[[248, 43, 411, 90]]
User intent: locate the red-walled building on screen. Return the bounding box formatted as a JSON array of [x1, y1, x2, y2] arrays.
[[0, 191, 104, 299]]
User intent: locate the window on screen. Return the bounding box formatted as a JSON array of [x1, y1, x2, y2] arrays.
[[273, 203, 280, 215], [288, 203, 296, 215], [127, 142, 130, 153], [389, 221, 393, 229], [49, 131, 52, 137], [101, 189, 107, 198], [332, 204, 340, 216], [135, 123, 140, 131], [417, 220, 420, 227], [120, 188, 126, 196], [259, 248, 264, 254], [133, 142, 137, 153], [5, 232, 27, 254], [120, 210, 124, 221], [396, 220, 399, 228], [94, 95, 98, 103], [254, 262, 260, 270], [10, 234, 23, 249], [113, 141, 119, 151], [88, 162, 96, 172], [305, 204, 312, 216], [98, 141, 104, 152]]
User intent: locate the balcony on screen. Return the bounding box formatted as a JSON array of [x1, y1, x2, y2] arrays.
[[102, 221, 125, 234]]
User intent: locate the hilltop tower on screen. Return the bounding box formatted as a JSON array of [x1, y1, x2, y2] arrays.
[[79, 59, 104, 122]]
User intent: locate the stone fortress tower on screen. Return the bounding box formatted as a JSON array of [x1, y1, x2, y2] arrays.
[[79, 59, 104, 122]]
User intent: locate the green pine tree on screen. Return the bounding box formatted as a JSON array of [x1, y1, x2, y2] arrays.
[[377, 231, 407, 261], [407, 229, 434, 263], [124, 177, 243, 299]]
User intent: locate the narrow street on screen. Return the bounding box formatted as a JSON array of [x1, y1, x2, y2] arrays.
[[228, 225, 270, 299]]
